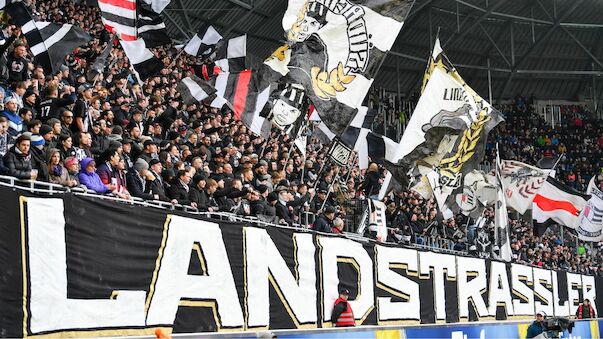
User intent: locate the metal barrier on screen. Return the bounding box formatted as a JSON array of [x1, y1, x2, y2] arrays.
[[0, 174, 469, 256]]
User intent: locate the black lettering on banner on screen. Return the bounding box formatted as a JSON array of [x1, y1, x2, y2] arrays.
[[0, 187, 600, 337]]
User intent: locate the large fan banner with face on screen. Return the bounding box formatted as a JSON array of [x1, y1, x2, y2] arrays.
[[267, 0, 414, 135], [0, 186, 601, 337]]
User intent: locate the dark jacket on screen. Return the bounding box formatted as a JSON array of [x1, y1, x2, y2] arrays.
[[364, 170, 381, 197], [30, 146, 49, 182], [526, 321, 544, 339], [167, 179, 192, 205], [189, 186, 211, 211], [3, 146, 32, 179], [126, 169, 154, 200], [276, 201, 293, 225], [313, 215, 333, 233], [147, 170, 169, 201]]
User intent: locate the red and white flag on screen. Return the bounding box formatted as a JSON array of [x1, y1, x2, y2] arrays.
[[500, 160, 551, 214], [532, 177, 589, 229]]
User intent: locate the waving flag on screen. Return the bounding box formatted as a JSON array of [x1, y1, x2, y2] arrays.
[[120, 39, 163, 81], [532, 177, 589, 235], [380, 37, 504, 204], [499, 160, 551, 214], [577, 184, 603, 242], [184, 24, 222, 58], [213, 34, 246, 73], [269, 0, 414, 135], [137, 0, 171, 47], [98, 0, 137, 41], [6, 2, 91, 74]]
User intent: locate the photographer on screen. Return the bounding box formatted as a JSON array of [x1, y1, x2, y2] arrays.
[[526, 310, 546, 338]]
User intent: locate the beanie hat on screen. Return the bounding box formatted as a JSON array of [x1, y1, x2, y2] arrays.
[[30, 134, 45, 147], [134, 158, 149, 172], [39, 124, 53, 136]]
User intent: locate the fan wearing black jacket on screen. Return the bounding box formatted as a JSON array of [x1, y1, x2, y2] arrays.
[[167, 169, 196, 208]]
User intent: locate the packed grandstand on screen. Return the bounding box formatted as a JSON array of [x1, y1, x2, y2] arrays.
[[0, 0, 602, 338]]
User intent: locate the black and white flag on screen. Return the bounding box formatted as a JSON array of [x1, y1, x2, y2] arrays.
[[98, 0, 137, 41], [89, 42, 113, 76], [212, 70, 273, 138], [120, 39, 163, 81], [139, 0, 170, 13], [0, 0, 20, 10], [7, 2, 91, 74], [269, 0, 414, 135], [213, 34, 246, 73], [176, 75, 217, 106], [137, 0, 171, 48], [184, 24, 222, 58], [341, 106, 398, 170]]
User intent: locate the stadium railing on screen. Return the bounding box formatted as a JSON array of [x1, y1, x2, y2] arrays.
[[0, 174, 471, 257]]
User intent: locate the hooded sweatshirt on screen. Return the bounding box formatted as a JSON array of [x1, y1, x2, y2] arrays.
[[78, 157, 108, 193]]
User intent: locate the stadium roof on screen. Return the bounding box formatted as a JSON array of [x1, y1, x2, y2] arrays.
[[163, 0, 603, 103]]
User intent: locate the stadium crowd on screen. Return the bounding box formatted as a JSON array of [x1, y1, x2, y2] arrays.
[[0, 0, 601, 276]]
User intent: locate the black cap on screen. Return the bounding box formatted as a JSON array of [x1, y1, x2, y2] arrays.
[[339, 289, 350, 295], [324, 206, 337, 214], [144, 140, 157, 147], [257, 185, 268, 194], [149, 159, 161, 167], [267, 192, 278, 203], [121, 138, 133, 145], [192, 173, 208, 185]]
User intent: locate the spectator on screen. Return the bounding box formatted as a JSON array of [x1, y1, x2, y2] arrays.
[[313, 206, 336, 233], [58, 134, 76, 160], [3, 133, 35, 179], [1, 96, 22, 137], [78, 157, 111, 193], [576, 298, 596, 319], [64, 156, 81, 186], [0, 117, 9, 156], [364, 163, 381, 199], [47, 148, 77, 187], [331, 217, 344, 234], [168, 169, 195, 207]]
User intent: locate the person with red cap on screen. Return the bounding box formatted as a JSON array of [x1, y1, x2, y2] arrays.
[[330, 289, 355, 327]]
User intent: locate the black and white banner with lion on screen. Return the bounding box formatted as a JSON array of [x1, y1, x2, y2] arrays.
[[1, 186, 601, 337]]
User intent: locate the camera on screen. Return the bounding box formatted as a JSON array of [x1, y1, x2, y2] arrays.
[[541, 317, 574, 338]]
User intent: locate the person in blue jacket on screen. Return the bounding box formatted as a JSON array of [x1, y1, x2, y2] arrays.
[[78, 157, 113, 193], [526, 310, 546, 338]]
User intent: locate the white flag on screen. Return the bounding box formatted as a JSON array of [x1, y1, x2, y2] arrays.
[[500, 160, 551, 214], [495, 151, 512, 262], [576, 185, 603, 242]]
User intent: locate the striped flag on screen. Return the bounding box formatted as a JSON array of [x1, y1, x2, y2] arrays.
[[176, 75, 217, 106], [137, 0, 171, 47], [211, 70, 272, 138], [184, 24, 222, 58], [98, 0, 137, 41], [213, 34, 246, 73], [7, 2, 91, 74], [120, 38, 163, 81], [532, 177, 589, 233]]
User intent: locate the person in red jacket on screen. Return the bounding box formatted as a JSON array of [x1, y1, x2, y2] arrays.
[[331, 289, 355, 327], [576, 298, 596, 319]]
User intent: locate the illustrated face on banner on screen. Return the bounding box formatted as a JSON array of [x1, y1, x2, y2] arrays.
[[271, 98, 302, 128], [288, 2, 328, 42]]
